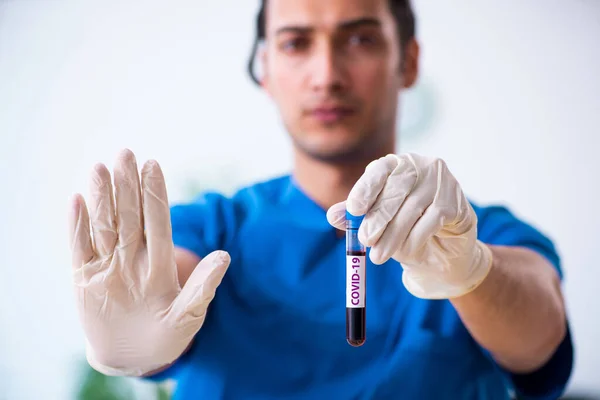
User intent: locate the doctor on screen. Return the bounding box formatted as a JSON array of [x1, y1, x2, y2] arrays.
[[68, 0, 573, 398]]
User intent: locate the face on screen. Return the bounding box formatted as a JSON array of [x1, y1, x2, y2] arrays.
[[261, 0, 418, 163]]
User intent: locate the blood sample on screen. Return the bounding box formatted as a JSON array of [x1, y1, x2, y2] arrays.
[[346, 211, 366, 347]]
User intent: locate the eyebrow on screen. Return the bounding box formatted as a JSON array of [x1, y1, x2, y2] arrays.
[[275, 17, 382, 36]]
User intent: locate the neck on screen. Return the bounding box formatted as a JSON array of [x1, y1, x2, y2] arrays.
[[292, 142, 395, 211]]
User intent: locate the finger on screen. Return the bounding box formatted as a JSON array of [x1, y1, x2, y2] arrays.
[[113, 149, 144, 247], [68, 193, 95, 269], [141, 159, 178, 289], [399, 164, 469, 256], [346, 154, 399, 216], [399, 205, 447, 258], [169, 250, 231, 328], [88, 163, 117, 257], [368, 182, 434, 264], [358, 158, 418, 248], [326, 201, 347, 231]]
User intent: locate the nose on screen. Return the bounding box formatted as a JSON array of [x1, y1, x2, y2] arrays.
[[308, 42, 347, 94]]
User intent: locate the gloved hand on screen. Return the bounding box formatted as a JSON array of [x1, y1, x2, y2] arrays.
[[327, 153, 493, 300], [68, 149, 230, 377]]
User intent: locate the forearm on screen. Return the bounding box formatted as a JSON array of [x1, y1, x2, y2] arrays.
[[450, 244, 566, 373]]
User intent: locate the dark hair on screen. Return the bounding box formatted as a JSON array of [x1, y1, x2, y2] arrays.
[[246, 0, 416, 85]]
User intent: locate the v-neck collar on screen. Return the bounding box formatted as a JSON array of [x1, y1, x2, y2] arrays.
[[279, 175, 340, 233]]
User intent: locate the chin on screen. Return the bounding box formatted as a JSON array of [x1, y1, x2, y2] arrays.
[[293, 136, 371, 164]]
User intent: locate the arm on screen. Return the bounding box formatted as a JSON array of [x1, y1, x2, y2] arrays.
[[450, 244, 566, 373], [326, 154, 573, 397]]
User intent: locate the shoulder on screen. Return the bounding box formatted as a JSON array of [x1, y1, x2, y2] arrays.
[[230, 174, 292, 209], [168, 174, 291, 257], [173, 174, 290, 214], [470, 201, 563, 278]]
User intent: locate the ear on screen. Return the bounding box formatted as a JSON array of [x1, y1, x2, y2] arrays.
[[258, 47, 271, 95], [401, 38, 420, 89]]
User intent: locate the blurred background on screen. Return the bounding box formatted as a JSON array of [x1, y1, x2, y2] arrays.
[[1, 0, 599, 399]]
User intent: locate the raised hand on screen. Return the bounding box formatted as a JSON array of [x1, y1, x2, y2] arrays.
[[68, 149, 230, 376]]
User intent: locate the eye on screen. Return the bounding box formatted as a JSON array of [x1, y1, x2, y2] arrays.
[[280, 37, 310, 53], [348, 33, 377, 47]]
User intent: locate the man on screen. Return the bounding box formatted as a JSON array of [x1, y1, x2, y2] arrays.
[[68, 0, 573, 399]]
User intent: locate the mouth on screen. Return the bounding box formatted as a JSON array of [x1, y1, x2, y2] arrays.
[[309, 106, 356, 123]]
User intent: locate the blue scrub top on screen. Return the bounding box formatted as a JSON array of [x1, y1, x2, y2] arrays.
[[146, 175, 573, 400]]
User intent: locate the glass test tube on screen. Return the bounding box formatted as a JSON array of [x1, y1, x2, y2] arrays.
[[346, 211, 366, 347]]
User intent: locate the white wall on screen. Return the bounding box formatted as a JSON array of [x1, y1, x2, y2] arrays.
[[1, 0, 598, 398]]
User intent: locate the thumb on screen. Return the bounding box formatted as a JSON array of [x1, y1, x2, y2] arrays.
[[169, 250, 230, 327], [326, 201, 348, 231]]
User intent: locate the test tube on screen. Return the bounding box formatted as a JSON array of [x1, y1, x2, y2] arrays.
[[346, 211, 366, 347]]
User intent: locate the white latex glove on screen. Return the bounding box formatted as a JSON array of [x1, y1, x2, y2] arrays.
[[68, 149, 230, 377], [327, 153, 493, 299]]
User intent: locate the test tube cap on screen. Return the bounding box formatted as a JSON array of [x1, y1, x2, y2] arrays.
[[346, 210, 364, 229]]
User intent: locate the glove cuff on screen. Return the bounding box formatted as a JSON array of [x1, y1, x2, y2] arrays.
[[85, 345, 169, 378], [402, 240, 493, 300], [454, 240, 494, 297]]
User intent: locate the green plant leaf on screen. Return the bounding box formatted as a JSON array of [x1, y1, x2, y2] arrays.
[[75, 364, 134, 400], [156, 385, 171, 400]]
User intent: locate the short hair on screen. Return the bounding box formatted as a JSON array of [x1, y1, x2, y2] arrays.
[[246, 0, 416, 85]]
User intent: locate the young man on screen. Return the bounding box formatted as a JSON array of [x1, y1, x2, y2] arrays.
[[68, 0, 573, 398]]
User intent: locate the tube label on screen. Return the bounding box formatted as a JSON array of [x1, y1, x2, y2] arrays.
[[346, 255, 365, 308]]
